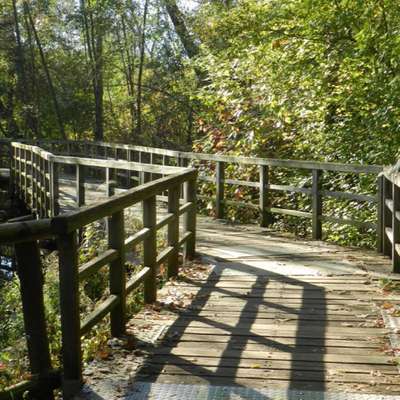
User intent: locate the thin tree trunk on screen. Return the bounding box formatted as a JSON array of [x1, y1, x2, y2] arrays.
[[116, 15, 135, 132], [23, 3, 40, 137], [164, 0, 206, 82], [24, 1, 65, 139], [121, 13, 136, 131], [94, 32, 104, 141], [164, 0, 199, 59], [136, 0, 149, 138], [12, 0, 29, 137], [81, 0, 104, 141]]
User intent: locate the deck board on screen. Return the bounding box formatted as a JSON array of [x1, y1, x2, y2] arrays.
[[127, 221, 399, 395]]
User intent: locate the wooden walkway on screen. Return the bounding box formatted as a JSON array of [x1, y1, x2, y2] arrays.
[[126, 221, 400, 397], [5, 140, 400, 399], [56, 175, 400, 397]]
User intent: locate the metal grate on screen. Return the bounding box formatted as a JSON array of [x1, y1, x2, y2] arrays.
[[126, 383, 399, 400]]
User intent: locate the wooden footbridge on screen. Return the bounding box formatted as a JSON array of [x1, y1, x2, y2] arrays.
[[0, 139, 400, 400]]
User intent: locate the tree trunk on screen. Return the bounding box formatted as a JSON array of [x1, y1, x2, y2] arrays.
[[94, 32, 104, 141], [136, 0, 149, 138], [23, 5, 40, 137], [164, 0, 199, 59], [12, 0, 29, 137], [118, 13, 135, 132], [24, 1, 66, 139], [164, 0, 206, 82], [81, 0, 104, 141]]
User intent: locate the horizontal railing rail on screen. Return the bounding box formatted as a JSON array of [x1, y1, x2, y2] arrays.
[[0, 141, 197, 399], [20, 139, 383, 242]]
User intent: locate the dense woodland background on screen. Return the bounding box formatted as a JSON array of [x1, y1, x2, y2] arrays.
[[1, 0, 399, 163], [1, 0, 400, 251]]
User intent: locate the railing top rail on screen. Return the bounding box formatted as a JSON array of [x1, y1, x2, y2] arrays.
[[0, 218, 53, 244], [1, 168, 197, 241], [12, 141, 54, 161], [44, 139, 384, 174], [180, 152, 384, 174], [50, 155, 182, 174], [2, 139, 385, 174], [51, 168, 197, 233], [2, 142, 198, 242], [11, 142, 184, 174]]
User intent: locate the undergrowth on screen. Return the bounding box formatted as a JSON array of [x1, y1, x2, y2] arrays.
[[0, 209, 169, 391]]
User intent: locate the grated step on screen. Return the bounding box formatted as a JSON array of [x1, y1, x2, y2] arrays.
[[126, 383, 399, 400]]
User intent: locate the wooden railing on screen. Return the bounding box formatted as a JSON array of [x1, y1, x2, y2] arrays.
[[1, 137, 399, 398], [18, 139, 383, 240], [380, 164, 400, 273], [0, 142, 197, 399], [9, 141, 186, 219], [1, 138, 387, 243]]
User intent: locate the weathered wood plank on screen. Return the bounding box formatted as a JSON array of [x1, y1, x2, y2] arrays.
[[80, 295, 120, 335], [143, 195, 157, 303], [153, 346, 393, 365], [126, 267, 150, 294], [148, 354, 398, 374], [57, 231, 82, 398], [15, 241, 54, 400], [108, 210, 126, 336]]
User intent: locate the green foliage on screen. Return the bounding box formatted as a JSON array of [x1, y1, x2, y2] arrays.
[[189, 0, 400, 246], [0, 212, 172, 389]]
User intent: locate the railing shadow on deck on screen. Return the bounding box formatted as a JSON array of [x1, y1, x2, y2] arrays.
[[119, 256, 327, 399]]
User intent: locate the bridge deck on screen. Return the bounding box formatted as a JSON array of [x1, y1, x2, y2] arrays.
[[127, 221, 400, 397], [56, 176, 400, 398]]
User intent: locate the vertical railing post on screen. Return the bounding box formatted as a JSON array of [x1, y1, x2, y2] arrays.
[[138, 152, 143, 185], [49, 161, 60, 216], [383, 175, 392, 257], [34, 152, 39, 215], [127, 149, 133, 188], [377, 174, 384, 253], [17, 147, 22, 198], [22, 148, 27, 203], [76, 164, 85, 207], [9, 145, 15, 197], [44, 159, 50, 217], [108, 210, 126, 336], [184, 176, 197, 260], [15, 240, 54, 400], [40, 157, 46, 217], [143, 153, 151, 183], [259, 165, 271, 227], [31, 152, 37, 213], [106, 167, 115, 197], [312, 169, 323, 240], [392, 182, 400, 273], [216, 161, 225, 219], [143, 195, 157, 303], [26, 149, 32, 207], [57, 230, 82, 398], [150, 153, 154, 181], [167, 185, 180, 278]]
